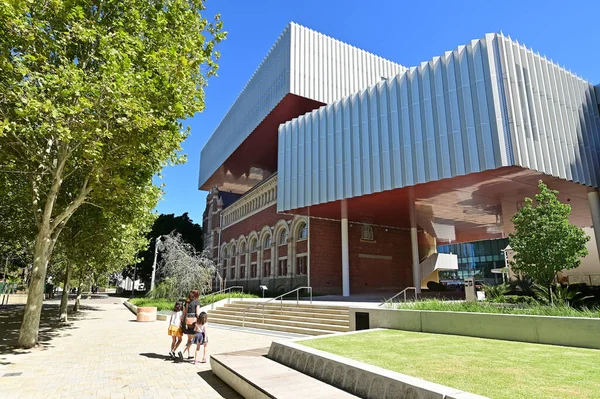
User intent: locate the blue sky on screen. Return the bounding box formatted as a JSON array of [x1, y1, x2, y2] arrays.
[[155, 0, 600, 224]]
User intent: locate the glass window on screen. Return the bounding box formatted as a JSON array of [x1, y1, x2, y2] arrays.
[[298, 223, 308, 240], [296, 256, 307, 275], [263, 261, 271, 277], [361, 225, 374, 241], [278, 259, 286, 276], [264, 235, 271, 248], [279, 230, 287, 246]]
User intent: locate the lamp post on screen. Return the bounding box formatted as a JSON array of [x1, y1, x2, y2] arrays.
[[150, 235, 165, 291], [130, 264, 137, 298]]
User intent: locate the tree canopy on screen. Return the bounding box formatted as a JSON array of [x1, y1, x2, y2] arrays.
[[509, 181, 589, 303], [0, 0, 225, 347]]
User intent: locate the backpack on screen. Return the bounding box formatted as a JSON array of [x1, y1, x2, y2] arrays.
[[185, 314, 197, 327], [185, 300, 198, 326]]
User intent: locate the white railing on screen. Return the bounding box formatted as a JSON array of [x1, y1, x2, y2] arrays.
[[379, 287, 417, 307], [202, 286, 244, 310], [242, 286, 312, 327]]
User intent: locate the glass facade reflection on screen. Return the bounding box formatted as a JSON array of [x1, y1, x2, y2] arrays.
[[437, 238, 509, 285]]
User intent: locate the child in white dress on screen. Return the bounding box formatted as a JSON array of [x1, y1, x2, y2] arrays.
[[167, 302, 183, 359]]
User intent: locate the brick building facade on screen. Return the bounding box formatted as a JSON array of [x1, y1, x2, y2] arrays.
[[203, 176, 417, 295]]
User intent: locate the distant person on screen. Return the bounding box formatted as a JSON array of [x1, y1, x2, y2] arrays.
[[168, 302, 183, 359], [179, 289, 200, 361], [193, 311, 208, 365]]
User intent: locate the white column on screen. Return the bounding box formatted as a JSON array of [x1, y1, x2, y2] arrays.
[[587, 191, 600, 261], [307, 217, 311, 288], [410, 204, 421, 294], [341, 201, 350, 297]]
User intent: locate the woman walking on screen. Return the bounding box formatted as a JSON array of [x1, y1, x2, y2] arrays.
[[179, 289, 200, 361]]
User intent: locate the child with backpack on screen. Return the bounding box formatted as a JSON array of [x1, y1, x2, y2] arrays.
[[193, 311, 208, 364], [167, 302, 183, 359]]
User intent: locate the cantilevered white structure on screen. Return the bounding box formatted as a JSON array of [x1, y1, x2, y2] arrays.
[[200, 24, 600, 297]]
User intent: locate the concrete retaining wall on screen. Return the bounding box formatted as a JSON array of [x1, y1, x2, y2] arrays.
[[350, 308, 600, 349], [268, 336, 488, 399]]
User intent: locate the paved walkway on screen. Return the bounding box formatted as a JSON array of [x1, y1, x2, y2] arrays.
[[0, 297, 281, 399]]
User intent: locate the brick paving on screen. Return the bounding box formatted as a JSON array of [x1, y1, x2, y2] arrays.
[[0, 297, 279, 399]]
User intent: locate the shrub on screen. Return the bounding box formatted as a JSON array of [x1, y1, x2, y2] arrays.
[[394, 299, 600, 318], [130, 292, 258, 312], [487, 295, 538, 306], [483, 283, 509, 300]]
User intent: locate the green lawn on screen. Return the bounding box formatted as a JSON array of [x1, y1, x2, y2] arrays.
[[300, 329, 600, 399]]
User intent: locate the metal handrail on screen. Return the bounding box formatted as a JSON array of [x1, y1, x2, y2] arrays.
[[201, 286, 244, 310], [379, 287, 417, 307], [242, 286, 312, 327]]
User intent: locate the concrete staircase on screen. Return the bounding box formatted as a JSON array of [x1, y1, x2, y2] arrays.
[[208, 301, 349, 336]]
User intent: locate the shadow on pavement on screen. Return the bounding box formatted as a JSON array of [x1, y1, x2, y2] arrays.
[[197, 370, 242, 399], [139, 352, 174, 361], [0, 303, 103, 364]]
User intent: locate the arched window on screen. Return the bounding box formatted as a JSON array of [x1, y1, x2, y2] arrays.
[[250, 238, 257, 252], [230, 244, 236, 257], [361, 224, 374, 241], [264, 235, 271, 248], [239, 242, 246, 254], [222, 247, 227, 259], [278, 229, 287, 246], [298, 222, 308, 240]]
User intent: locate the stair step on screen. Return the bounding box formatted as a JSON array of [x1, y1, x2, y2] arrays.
[[210, 317, 338, 336], [211, 307, 349, 322], [228, 301, 349, 311], [211, 349, 358, 398], [208, 313, 348, 332], [224, 303, 349, 315], [208, 309, 349, 326]]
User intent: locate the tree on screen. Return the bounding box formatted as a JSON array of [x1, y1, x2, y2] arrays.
[[0, 1, 225, 347], [52, 203, 153, 321], [147, 232, 215, 300], [130, 212, 203, 286], [509, 181, 589, 304]]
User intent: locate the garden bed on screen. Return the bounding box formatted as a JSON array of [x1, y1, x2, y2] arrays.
[[129, 292, 259, 313], [300, 329, 600, 399], [392, 299, 600, 318]]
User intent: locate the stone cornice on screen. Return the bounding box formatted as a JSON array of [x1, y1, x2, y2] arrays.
[[222, 174, 278, 228]]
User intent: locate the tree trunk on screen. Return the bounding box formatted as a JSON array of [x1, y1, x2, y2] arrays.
[[548, 283, 554, 306], [59, 262, 71, 323], [17, 229, 51, 348]]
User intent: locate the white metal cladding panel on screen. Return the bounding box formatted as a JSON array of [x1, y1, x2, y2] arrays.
[[278, 34, 508, 212], [289, 23, 407, 106], [198, 26, 292, 188], [497, 34, 600, 188]]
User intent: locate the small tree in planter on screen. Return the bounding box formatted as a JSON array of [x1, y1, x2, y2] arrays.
[[509, 181, 589, 304]]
